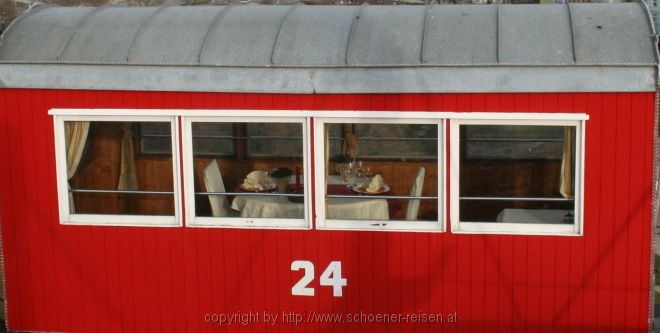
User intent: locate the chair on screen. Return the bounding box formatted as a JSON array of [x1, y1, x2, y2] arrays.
[[203, 159, 229, 217], [405, 167, 425, 220]]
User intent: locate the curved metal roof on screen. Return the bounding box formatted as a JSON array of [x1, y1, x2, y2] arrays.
[[0, 3, 656, 93]]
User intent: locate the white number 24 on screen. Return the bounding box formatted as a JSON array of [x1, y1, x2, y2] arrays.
[[291, 260, 347, 297]]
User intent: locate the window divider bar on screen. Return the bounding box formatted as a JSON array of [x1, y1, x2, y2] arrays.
[[196, 192, 304, 197], [326, 195, 437, 200], [70, 189, 174, 195], [459, 196, 574, 202]]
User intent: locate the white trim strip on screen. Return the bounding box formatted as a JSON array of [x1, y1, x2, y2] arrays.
[[453, 222, 579, 236], [49, 108, 590, 121], [317, 220, 443, 233]]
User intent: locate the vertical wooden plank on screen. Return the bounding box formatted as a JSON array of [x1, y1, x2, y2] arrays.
[[595, 93, 617, 331], [636, 92, 655, 330], [510, 93, 529, 331], [463, 93, 485, 333], [610, 93, 633, 329], [524, 94, 544, 331], [480, 93, 500, 330], [566, 93, 588, 333], [0, 89, 23, 330], [16, 89, 44, 329], [55, 90, 80, 333], [169, 92, 189, 333], [454, 94, 474, 331], [553, 93, 574, 332], [538, 93, 558, 333], [622, 92, 649, 330], [497, 234, 515, 333], [25, 89, 59, 331], [581, 93, 603, 332]]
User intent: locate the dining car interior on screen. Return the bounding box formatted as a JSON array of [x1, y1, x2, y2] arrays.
[[66, 120, 574, 225]]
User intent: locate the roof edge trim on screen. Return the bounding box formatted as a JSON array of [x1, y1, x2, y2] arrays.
[[0, 63, 654, 93]]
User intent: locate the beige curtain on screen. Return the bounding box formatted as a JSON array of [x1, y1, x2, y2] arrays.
[[341, 124, 358, 158], [325, 125, 330, 175], [559, 127, 575, 198], [65, 121, 90, 213], [117, 123, 138, 191]]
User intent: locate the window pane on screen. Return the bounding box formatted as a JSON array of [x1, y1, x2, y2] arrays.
[[325, 123, 438, 222], [459, 125, 575, 224], [246, 123, 302, 156], [464, 125, 564, 159], [140, 122, 172, 154], [192, 123, 234, 156], [193, 122, 305, 219], [141, 122, 234, 156], [355, 124, 437, 158], [66, 121, 175, 216]]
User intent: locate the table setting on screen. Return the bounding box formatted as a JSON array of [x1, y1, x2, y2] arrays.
[[230, 163, 396, 220]]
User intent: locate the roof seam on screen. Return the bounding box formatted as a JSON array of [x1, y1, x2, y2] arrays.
[[271, 3, 301, 66], [0, 3, 53, 48], [566, 2, 577, 64], [126, 4, 172, 63], [421, 5, 431, 64], [57, 5, 112, 61], [496, 0, 501, 63], [345, 3, 368, 66], [198, 5, 232, 65]]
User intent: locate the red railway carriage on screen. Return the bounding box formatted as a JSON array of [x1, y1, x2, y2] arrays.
[[0, 2, 657, 332]]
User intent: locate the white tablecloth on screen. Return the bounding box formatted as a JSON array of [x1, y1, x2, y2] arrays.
[[496, 209, 572, 224], [231, 175, 389, 220]]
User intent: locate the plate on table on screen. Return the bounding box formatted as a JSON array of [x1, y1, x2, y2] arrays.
[[239, 183, 276, 192], [351, 184, 390, 195]]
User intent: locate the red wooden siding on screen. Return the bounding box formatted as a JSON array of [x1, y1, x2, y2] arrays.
[[0, 89, 654, 332]]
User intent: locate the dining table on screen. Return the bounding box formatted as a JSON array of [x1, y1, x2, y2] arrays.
[[230, 175, 395, 220]]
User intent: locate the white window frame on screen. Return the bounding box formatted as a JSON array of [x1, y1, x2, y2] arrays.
[[449, 116, 587, 236], [50, 111, 182, 227], [313, 115, 446, 233], [183, 114, 312, 229]]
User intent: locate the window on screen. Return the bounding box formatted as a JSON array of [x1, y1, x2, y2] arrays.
[[183, 115, 310, 229], [450, 117, 585, 236], [52, 114, 181, 226], [314, 117, 444, 232], [51, 109, 586, 235]]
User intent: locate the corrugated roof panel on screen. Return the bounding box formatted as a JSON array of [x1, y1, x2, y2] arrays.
[[0, 4, 656, 93], [423, 5, 497, 65], [500, 4, 574, 64], [571, 3, 655, 64], [347, 5, 426, 66], [129, 6, 222, 65], [60, 7, 158, 63], [200, 5, 289, 66], [0, 6, 95, 62], [272, 6, 356, 66]]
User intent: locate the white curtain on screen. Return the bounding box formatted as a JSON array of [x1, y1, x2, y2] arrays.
[[117, 123, 138, 191], [65, 121, 90, 213], [559, 127, 575, 198]]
